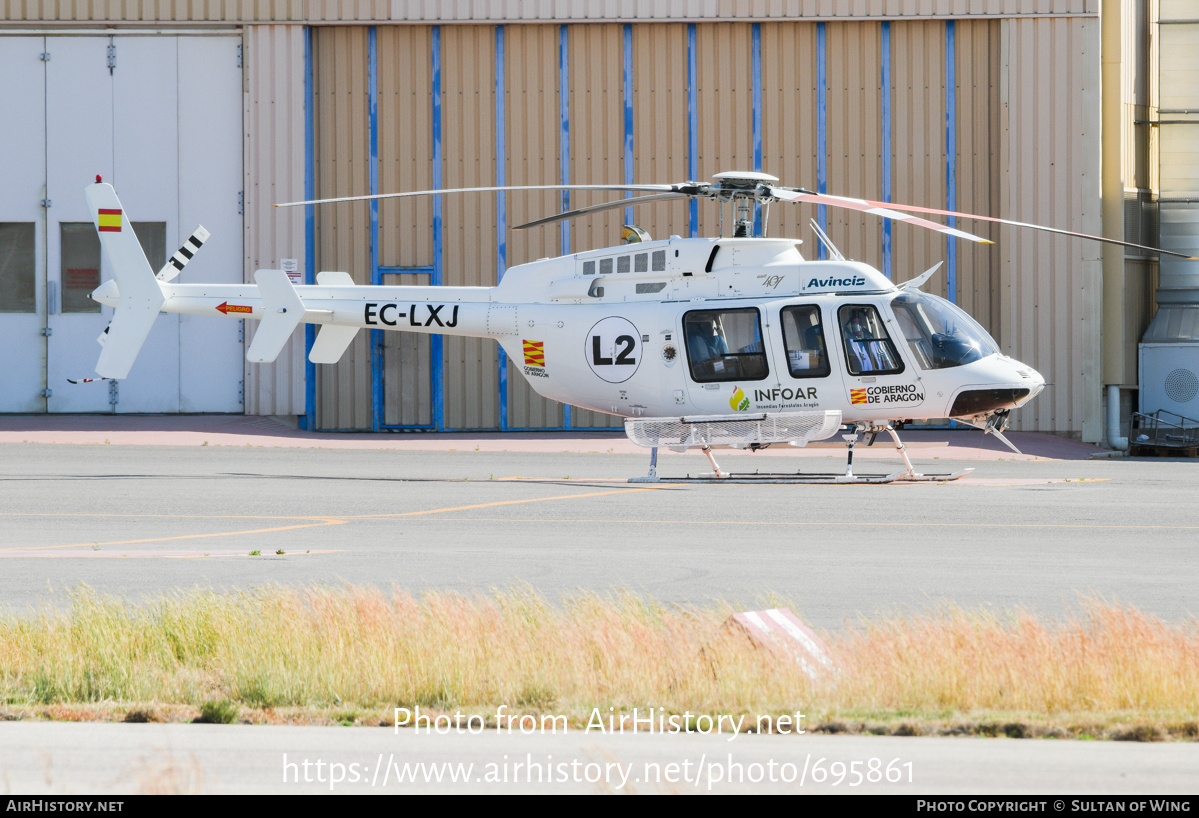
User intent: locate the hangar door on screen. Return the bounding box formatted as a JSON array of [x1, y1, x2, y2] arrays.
[[0, 36, 243, 413]]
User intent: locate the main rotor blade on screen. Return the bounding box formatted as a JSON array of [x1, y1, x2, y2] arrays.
[[275, 183, 678, 208], [844, 198, 1199, 261], [768, 187, 993, 245], [513, 193, 690, 230], [778, 188, 1198, 260]]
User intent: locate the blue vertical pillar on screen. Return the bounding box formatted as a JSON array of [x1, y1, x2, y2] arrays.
[[495, 25, 508, 430], [623, 23, 634, 227], [431, 26, 445, 430], [687, 23, 698, 237], [303, 25, 316, 431], [368, 26, 382, 431], [559, 24, 571, 430], [752, 22, 762, 236], [816, 22, 827, 259]]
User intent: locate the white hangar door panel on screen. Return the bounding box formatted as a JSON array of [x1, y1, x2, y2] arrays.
[[176, 37, 244, 413], [11, 35, 244, 414], [0, 38, 48, 413], [46, 37, 175, 413]]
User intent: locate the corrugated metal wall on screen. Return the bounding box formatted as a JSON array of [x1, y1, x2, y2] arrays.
[[826, 21, 885, 273], [566, 24, 626, 429], [0, 0, 1100, 25], [312, 25, 372, 430], [954, 18, 1002, 333], [441, 25, 500, 431], [378, 25, 434, 427], [504, 24, 565, 429], [243, 24, 307, 416], [998, 16, 1102, 438], [759, 22, 819, 243]]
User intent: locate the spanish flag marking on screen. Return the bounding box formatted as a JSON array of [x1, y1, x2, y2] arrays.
[[850, 388, 867, 405], [97, 208, 123, 233], [523, 340, 545, 367]]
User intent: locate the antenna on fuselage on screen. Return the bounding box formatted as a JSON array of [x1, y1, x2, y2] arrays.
[[809, 218, 846, 260]]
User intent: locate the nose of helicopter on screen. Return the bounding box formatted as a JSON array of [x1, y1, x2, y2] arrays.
[[1011, 358, 1045, 403], [947, 355, 1044, 418]]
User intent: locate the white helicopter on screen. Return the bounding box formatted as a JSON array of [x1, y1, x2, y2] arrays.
[[84, 171, 1191, 483]]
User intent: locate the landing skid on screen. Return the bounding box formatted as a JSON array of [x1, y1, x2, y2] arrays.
[[629, 468, 973, 485], [628, 423, 975, 484]]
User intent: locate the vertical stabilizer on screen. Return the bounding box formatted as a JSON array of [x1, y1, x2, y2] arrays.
[[85, 182, 166, 378]]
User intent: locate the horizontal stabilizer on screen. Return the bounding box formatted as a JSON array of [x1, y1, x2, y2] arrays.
[[246, 269, 304, 363], [309, 325, 360, 364], [95, 299, 162, 378]]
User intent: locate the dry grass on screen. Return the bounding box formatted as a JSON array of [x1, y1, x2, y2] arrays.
[[1, 585, 1197, 738]]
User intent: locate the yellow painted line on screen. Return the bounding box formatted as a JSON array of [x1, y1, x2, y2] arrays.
[[0, 486, 680, 553], [0, 516, 346, 552], [0, 550, 341, 560], [401, 516, 1199, 531], [342, 484, 683, 519]]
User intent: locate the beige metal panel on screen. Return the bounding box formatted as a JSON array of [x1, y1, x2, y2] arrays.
[[567, 23, 625, 429], [998, 16, 1102, 438], [442, 23, 499, 430], [759, 21, 819, 250], [568, 23, 626, 255], [693, 22, 753, 238], [631, 24, 689, 242], [953, 18, 1001, 333], [0, 0, 1101, 24], [377, 25, 433, 425], [825, 21, 884, 272], [504, 23, 564, 429], [890, 20, 948, 292], [313, 25, 372, 430], [382, 272, 432, 425], [1160, 0, 1197, 20], [244, 24, 307, 417], [377, 25, 433, 267], [307, 0, 391, 21]]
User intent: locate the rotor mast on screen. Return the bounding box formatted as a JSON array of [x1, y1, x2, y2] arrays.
[[710, 171, 779, 238]]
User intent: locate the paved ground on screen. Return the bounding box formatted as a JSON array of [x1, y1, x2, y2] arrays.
[[0, 416, 1191, 628], [3, 722, 1197, 795], [1, 415, 1197, 795]]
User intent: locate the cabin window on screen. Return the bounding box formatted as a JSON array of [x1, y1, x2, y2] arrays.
[[600, 258, 613, 276], [890, 291, 998, 370], [652, 250, 666, 271], [683, 308, 769, 383], [635, 253, 648, 273], [617, 255, 631, 273], [583, 260, 596, 276], [838, 304, 904, 376], [780, 305, 831, 379], [0, 223, 36, 313]]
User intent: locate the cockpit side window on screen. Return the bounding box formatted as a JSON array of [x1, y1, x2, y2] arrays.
[[838, 304, 904, 376], [780, 305, 831, 379], [890, 292, 998, 369], [683, 308, 769, 383]]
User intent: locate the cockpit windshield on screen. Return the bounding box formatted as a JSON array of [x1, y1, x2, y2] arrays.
[[890, 291, 999, 369]]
